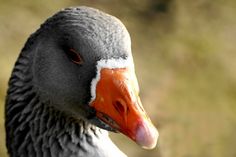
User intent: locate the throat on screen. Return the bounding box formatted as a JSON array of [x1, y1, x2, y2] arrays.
[[6, 92, 124, 157]]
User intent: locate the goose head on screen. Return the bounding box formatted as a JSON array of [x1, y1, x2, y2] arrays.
[[16, 6, 158, 149]]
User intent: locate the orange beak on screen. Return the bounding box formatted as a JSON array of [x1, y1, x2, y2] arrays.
[[90, 68, 158, 149]]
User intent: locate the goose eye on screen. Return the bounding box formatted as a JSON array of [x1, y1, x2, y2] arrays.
[[66, 48, 83, 64]]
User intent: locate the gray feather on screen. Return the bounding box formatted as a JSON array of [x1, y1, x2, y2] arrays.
[[5, 6, 128, 157]]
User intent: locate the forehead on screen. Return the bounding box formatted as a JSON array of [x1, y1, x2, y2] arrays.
[[47, 7, 132, 60]]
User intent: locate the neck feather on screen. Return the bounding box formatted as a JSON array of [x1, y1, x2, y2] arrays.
[[5, 46, 126, 157]]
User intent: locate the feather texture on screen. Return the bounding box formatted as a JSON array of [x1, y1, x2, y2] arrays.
[[5, 6, 131, 157]]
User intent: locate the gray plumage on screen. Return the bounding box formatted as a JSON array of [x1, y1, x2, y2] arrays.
[[5, 6, 131, 157]]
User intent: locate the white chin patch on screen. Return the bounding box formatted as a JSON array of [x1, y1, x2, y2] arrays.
[[89, 57, 134, 104]]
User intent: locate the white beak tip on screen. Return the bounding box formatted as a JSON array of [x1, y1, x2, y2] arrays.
[[135, 120, 159, 149]]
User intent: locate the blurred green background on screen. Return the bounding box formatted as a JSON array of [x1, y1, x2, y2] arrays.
[[1, 0, 236, 157]]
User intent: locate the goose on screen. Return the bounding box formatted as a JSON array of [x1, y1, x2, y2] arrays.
[[5, 6, 158, 157]]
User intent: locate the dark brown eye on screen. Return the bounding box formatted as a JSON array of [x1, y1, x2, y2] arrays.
[[66, 48, 83, 64]]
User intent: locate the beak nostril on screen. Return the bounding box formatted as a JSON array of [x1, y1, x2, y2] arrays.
[[113, 100, 127, 115]]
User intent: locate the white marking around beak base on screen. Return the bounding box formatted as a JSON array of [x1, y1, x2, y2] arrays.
[[89, 57, 134, 104]]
